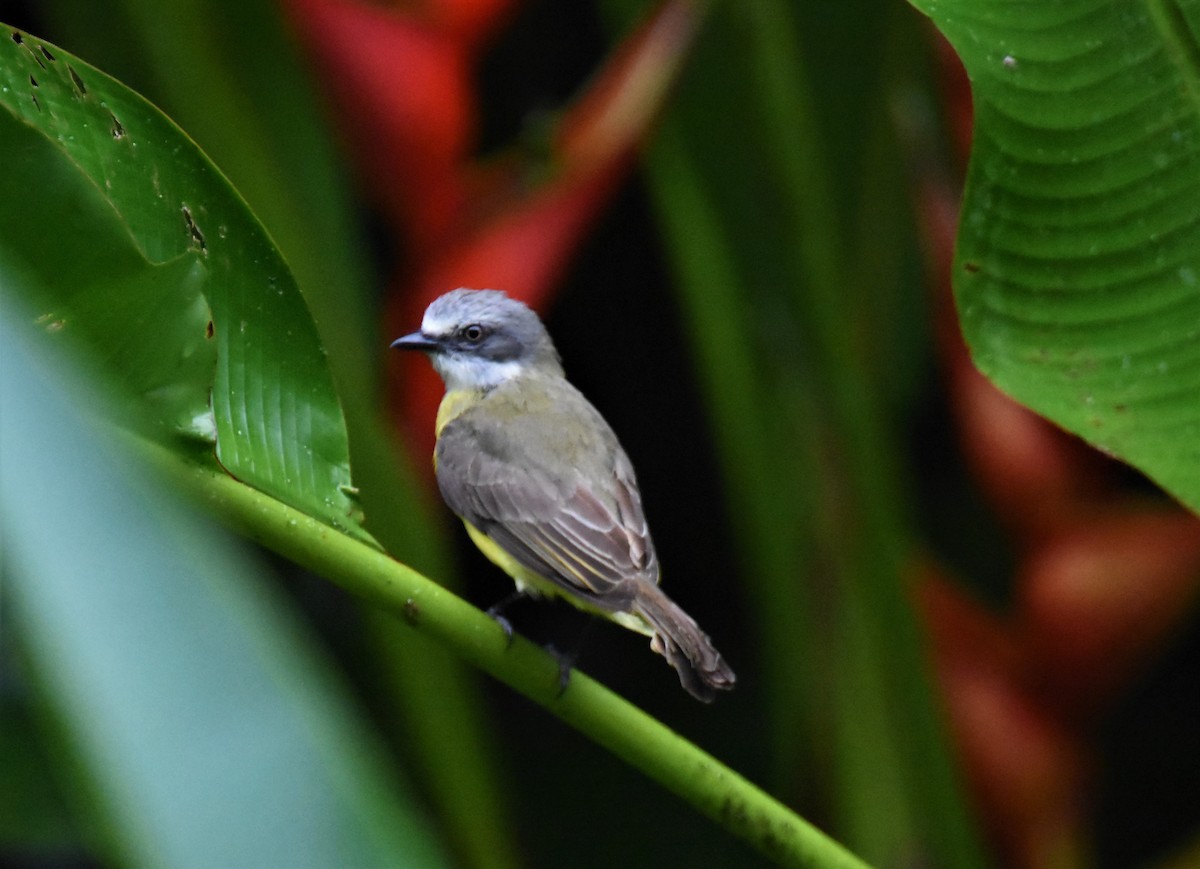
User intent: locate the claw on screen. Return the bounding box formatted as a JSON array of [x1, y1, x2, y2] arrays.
[[544, 644, 574, 698], [486, 589, 526, 648], [488, 609, 515, 647]]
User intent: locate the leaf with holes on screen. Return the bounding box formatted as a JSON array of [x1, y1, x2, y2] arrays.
[[908, 0, 1200, 512], [0, 27, 367, 538]]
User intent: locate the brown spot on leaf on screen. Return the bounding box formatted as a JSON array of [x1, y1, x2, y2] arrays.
[[67, 64, 87, 96], [182, 204, 207, 253]]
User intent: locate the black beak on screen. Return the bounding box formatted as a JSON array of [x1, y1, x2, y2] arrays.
[[390, 331, 439, 352]]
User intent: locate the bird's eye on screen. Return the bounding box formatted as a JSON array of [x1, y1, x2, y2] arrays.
[[461, 324, 485, 343]]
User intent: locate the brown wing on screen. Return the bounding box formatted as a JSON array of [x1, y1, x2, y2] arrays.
[[435, 398, 658, 609]]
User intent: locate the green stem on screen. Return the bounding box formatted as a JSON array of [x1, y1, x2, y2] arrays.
[[147, 441, 870, 869]]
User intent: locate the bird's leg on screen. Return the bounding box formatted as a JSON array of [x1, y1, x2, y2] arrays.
[[543, 645, 574, 698], [486, 589, 527, 647], [545, 619, 596, 698]]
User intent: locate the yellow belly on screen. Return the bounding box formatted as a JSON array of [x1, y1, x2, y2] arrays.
[[463, 519, 652, 636], [464, 521, 555, 596], [435, 389, 477, 437]]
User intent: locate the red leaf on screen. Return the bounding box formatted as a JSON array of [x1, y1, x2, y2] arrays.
[[285, 0, 475, 247]]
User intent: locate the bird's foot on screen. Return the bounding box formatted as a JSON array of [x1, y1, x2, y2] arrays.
[[544, 644, 575, 698], [488, 609, 515, 647], [486, 589, 526, 648]]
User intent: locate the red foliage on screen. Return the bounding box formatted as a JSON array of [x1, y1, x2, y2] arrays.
[[284, 0, 701, 460]]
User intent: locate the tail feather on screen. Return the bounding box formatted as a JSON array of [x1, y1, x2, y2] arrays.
[[631, 585, 736, 702]]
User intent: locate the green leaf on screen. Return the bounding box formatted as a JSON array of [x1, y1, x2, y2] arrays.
[[0, 290, 448, 868], [0, 26, 365, 539], [908, 0, 1200, 513], [35, 0, 378, 392]]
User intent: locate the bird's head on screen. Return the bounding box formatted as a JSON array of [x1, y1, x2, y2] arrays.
[[391, 288, 563, 391]]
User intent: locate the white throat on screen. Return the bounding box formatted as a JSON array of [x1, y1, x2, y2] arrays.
[[433, 352, 525, 392]]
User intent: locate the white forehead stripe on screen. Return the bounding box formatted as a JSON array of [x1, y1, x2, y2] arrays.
[[421, 310, 457, 336], [421, 288, 526, 337]]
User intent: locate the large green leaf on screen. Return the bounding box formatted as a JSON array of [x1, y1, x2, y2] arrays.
[[909, 0, 1200, 512], [0, 289, 447, 868], [0, 26, 364, 538], [34, 0, 378, 392]]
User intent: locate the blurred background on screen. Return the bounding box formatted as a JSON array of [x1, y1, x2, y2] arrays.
[[3, 1, 1199, 867]]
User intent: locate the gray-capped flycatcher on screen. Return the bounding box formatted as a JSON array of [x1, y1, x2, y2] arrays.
[[392, 288, 735, 701]]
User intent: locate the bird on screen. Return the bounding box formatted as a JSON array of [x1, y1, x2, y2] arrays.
[[391, 288, 736, 701]]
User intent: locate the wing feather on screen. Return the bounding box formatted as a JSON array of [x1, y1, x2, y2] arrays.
[[435, 396, 658, 607]]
